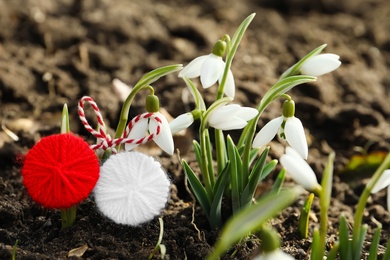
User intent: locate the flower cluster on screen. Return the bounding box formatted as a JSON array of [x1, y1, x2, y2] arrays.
[[22, 12, 390, 260]]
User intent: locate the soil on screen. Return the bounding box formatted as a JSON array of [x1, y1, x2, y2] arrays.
[[1, 0, 390, 259]]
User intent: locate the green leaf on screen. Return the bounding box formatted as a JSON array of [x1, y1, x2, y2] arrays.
[[382, 239, 390, 260], [183, 76, 206, 110], [207, 187, 302, 260], [61, 104, 70, 134], [240, 147, 269, 207], [227, 135, 241, 213], [327, 241, 339, 260], [367, 223, 381, 260], [134, 64, 183, 89], [298, 193, 314, 239], [270, 168, 286, 195], [310, 228, 321, 260], [210, 162, 231, 228], [354, 224, 368, 260], [279, 44, 327, 80], [205, 130, 215, 187], [339, 214, 352, 260], [193, 140, 203, 175], [182, 160, 211, 219], [261, 76, 317, 107]]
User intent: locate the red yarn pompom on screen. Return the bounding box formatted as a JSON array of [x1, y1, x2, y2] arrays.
[[22, 133, 100, 209]]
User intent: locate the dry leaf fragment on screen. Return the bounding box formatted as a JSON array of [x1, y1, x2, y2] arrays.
[[67, 244, 88, 257]]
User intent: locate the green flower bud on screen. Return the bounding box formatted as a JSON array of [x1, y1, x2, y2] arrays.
[[212, 40, 227, 57], [146, 95, 160, 113], [282, 99, 295, 118]]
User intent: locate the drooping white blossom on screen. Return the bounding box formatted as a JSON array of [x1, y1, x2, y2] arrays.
[[253, 116, 308, 159], [125, 112, 174, 155], [169, 112, 194, 134], [280, 147, 321, 192], [371, 169, 390, 212], [179, 54, 235, 98], [253, 249, 295, 260], [300, 53, 341, 77], [207, 104, 258, 131]]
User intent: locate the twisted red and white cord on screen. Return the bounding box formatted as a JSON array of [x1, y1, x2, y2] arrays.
[[78, 96, 162, 153]]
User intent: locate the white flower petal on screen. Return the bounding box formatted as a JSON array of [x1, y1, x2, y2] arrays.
[[301, 53, 341, 77], [284, 117, 308, 159], [212, 118, 248, 130], [220, 69, 235, 98], [169, 113, 194, 134], [252, 117, 283, 148], [236, 107, 258, 121], [150, 112, 174, 155], [387, 185, 390, 212], [280, 147, 319, 191], [371, 170, 390, 194], [200, 54, 224, 89], [253, 249, 295, 260], [179, 55, 208, 78], [125, 118, 148, 151], [208, 104, 240, 127]]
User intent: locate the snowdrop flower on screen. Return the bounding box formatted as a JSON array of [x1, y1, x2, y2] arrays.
[[300, 53, 341, 77], [125, 94, 174, 155], [253, 99, 308, 159], [280, 147, 321, 193], [371, 169, 390, 211], [125, 111, 174, 155], [94, 151, 170, 226], [253, 249, 295, 260], [169, 112, 194, 134], [207, 103, 258, 131], [179, 40, 235, 98]]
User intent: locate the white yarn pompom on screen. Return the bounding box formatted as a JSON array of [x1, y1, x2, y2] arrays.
[[94, 151, 170, 226]]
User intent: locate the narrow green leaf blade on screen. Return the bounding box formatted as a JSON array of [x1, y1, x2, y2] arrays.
[[210, 162, 231, 228], [134, 64, 183, 89], [182, 160, 211, 218], [240, 148, 269, 206], [339, 214, 352, 260], [61, 103, 70, 134], [367, 223, 381, 260], [207, 187, 302, 260], [382, 239, 390, 260], [310, 228, 321, 260], [298, 193, 314, 239], [227, 135, 241, 213], [354, 224, 368, 260], [327, 241, 340, 260], [270, 168, 286, 195]]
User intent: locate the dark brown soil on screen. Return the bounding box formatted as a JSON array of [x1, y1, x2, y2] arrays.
[[1, 0, 390, 259]]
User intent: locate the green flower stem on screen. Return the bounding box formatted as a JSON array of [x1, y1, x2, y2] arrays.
[[114, 64, 182, 145], [239, 76, 316, 185], [216, 13, 255, 100], [115, 85, 154, 140], [317, 152, 334, 258], [352, 152, 390, 256], [61, 205, 76, 229], [200, 97, 233, 199]]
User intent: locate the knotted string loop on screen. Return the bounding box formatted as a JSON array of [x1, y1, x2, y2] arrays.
[[78, 96, 162, 153]]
